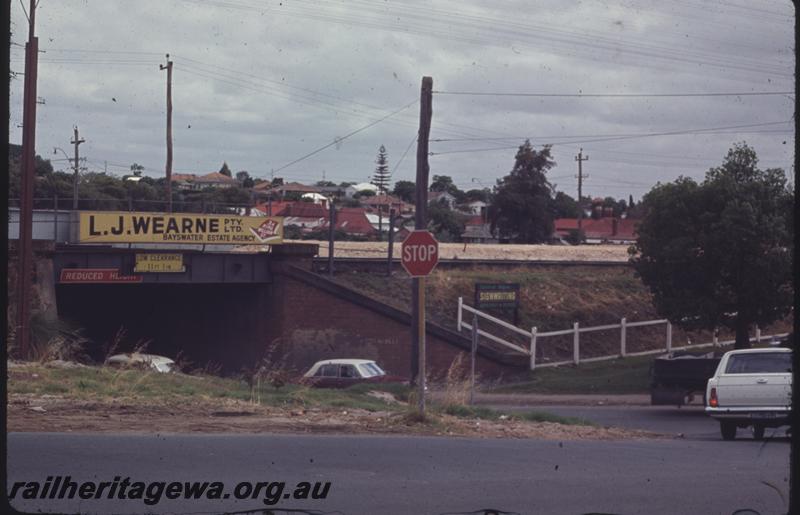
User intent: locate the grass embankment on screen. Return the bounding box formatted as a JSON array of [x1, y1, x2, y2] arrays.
[[334, 266, 792, 360], [7, 363, 590, 427], [491, 355, 655, 395]]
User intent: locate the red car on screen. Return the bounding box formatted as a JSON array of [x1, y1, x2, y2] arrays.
[[302, 359, 405, 388]]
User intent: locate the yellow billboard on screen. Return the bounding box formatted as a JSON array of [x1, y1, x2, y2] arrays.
[[79, 211, 284, 245]]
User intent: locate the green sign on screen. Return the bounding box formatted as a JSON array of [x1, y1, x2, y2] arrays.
[[474, 283, 520, 310]]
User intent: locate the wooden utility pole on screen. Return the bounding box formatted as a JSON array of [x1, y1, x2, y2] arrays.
[[16, 0, 39, 358], [160, 54, 173, 212], [575, 148, 589, 242], [411, 76, 433, 416], [387, 208, 395, 277], [328, 201, 336, 277], [70, 126, 85, 209]]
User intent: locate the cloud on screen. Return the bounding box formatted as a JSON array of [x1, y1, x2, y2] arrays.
[[9, 0, 793, 199]]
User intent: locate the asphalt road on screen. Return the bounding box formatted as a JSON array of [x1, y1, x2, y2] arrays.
[[482, 404, 791, 441], [7, 432, 790, 515]]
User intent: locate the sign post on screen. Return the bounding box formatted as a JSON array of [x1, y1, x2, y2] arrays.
[[401, 229, 439, 417], [470, 313, 478, 405]]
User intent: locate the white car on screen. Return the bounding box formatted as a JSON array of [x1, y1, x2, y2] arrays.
[[705, 348, 792, 440], [106, 353, 176, 373], [302, 359, 404, 388]]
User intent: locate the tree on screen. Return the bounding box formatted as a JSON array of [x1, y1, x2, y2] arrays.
[[428, 200, 465, 242], [465, 188, 490, 203], [353, 189, 375, 199], [552, 191, 579, 218], [316, 180, 336, 188], [488, 141, 556, 243], [392, 180, 416, 203], [630, 143, 794, 349], [219, 162, 232, 177], [371, 145, 391, 194], [430, 175, 455, 193], [236, 171, 255, 188]]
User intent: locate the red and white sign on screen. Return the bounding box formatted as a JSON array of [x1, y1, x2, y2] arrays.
[[59, 269, 143, 284], [401, 230, 439, 277]]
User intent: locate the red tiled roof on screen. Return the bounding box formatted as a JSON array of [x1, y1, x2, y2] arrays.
[[254, 201, 294, 215], [554, 218, 579, 230], [276, 202, 328, 219], [275, 182, 321, 193], [171, 173, 197, 182], [194, 172, 238, 183], [553, 217, 638, 240], [333, 207, 375, 234], [252, 181, 273, 191]]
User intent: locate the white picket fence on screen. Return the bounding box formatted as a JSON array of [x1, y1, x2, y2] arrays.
[[456, 297, 788, 370]]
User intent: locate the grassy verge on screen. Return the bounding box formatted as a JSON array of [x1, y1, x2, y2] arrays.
[[7, 364, 411, 412], [489, 354, 655, 395], [8, 364, 598, 429], [440, 404, 595, 426]]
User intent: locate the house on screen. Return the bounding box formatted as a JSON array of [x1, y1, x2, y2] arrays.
[[361, 194, 408, 215], [275, 202, 328, 232], [273, 182, 321, 197], [345, 182, 378, 198], [251, 181, 274, 199], [253, 200, 294, 216], [191, 172, 239, 189], [331, 207, 376, 236], [318, 185, 347, 199], [460, 214, 497, 244], [553, 217, 638, 244], [301, 192, 330, 209], [462, 200, 487, 216], [428, 191, 456, 208], [171, 173, 198, 190]]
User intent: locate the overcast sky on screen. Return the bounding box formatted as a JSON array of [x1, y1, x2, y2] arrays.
[[9, 0, 795, 201]]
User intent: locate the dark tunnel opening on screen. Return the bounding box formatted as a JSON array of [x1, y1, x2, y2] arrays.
[[56, 283, 273, 374]]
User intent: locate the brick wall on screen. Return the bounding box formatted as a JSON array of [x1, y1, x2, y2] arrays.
[[266, 271, 525, 381]]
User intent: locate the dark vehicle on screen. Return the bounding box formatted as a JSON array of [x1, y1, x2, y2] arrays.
[[302, 359, 406, 388], [651, 350, 722, 406]]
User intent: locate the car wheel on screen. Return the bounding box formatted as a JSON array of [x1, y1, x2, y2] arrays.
[[752, 425, 765, 440], [720, 421, 737, 440]]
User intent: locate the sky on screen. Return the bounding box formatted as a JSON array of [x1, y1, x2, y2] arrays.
[[8, 0, 795, 201]]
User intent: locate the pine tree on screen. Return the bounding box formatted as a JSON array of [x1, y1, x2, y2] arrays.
[[371, 145, 390, 194], [219, 162, 232, 177]]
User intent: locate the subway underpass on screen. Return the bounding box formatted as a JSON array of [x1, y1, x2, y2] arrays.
[[55, 282, 273, 374]]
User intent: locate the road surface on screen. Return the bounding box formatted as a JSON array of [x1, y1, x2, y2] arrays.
[[7, 432, 790, 515], [483, 403, 791, 441]]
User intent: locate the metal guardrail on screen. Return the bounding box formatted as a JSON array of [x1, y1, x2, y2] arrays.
[[456, 297, 788, 371]]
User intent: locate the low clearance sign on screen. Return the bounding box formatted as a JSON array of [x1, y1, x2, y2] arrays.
[[79, 211, 284, 245]]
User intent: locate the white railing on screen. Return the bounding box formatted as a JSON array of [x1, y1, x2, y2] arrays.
[[456, 297, 788, 370]]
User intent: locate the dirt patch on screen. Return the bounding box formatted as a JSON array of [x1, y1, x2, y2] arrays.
[[7, 393, 660, 440]]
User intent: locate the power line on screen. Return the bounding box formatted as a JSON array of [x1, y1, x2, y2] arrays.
[[391, 135, 417, 177], [181, 0, 791, 78], [271, 99, 418, 174], [429, 121, 791, 156], [433, 90, 794, 98], [431, 125, 793, 143]]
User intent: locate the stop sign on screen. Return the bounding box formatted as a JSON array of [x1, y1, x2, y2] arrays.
[[401, 230, 439, 277]]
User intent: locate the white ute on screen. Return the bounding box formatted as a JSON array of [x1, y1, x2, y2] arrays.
[[705, 348, 792, 440]]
